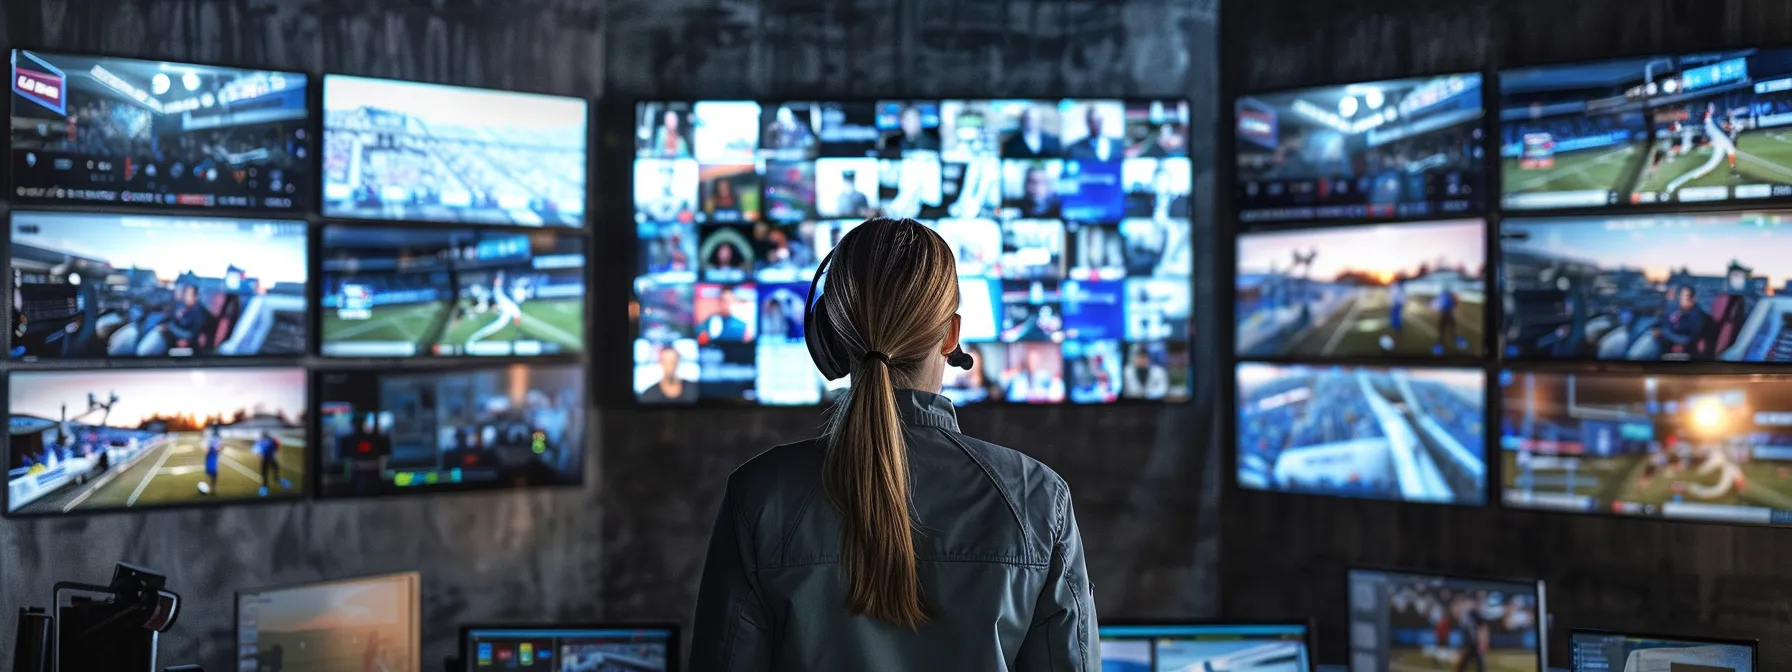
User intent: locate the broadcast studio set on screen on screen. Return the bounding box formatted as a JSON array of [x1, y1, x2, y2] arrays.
[[7, 10, 1792, 672]]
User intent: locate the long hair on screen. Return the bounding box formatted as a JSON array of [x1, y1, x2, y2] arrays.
[[815, 217, 960, 629]]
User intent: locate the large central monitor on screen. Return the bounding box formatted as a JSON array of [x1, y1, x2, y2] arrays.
[[632, 99, 1195, 406], [1568, 630, 1756, 672], [1501, 48, 1792, 210], [236, 572, 420, 672], [1099, 621, 1314, 671], [461, 624, 677, 671], [1234, 73, 1486, 222], [1235, 362, 1487, 506], [1500, 369, 1792, 526], [321, 75, 588, 227], [1347, 568, 1546, 672], [9, 49, 311, 211]]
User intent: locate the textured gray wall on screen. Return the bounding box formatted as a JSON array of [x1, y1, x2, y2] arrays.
[[0, 0, 1221, 669], [1222, 0, 1792, 666]]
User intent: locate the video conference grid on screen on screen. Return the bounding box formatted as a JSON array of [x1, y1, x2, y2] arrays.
[[9, 50, 310, 211], [1236, 219, 1487, 360], [1234, 73, 1485, 223], [1235, 362, 1487, 506], [632, 99, 1195, 406], [315, 363, 584, 498], [1347, 569, 1545, 672], [321, 75, 588, 227], [237, 572, 420, 672], [1502, 48, 1792, 211], [1099, 623, 1312, 672], [10, 211, 308, 361], [1568, 631, 1756, 672], [6, 367, 307, 515], [1500, 370, 1792, 526], [465, 627, 674, 671], [320, 225, 587, 358], [1500, 212, 1792, 364]]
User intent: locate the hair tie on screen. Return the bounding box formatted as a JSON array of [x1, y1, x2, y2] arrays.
[[862, 350, 892, 365]]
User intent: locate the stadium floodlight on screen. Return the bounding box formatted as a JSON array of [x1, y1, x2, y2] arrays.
[[1339, 95, 1358, 118], [182, 71, 199, 91], [152, 72, 171, 95]]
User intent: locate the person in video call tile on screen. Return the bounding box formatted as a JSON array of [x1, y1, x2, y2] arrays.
[[1001, 106, 1060, 158], [1007, 348, 1065, 402], [1137, 121, 1186, 158], [702, 287, 751, 343], [641, 346, 697, 403], [1150, 161, 1190, 219], [706, 240, 748, 279], [763, 107, 814, 153], [1065, 106, 1120, 163], [896, 105, 939, 152], [1018, 165, 1061, 218], [761, 295, 801, 341], [651, 109, 691, 158], [1122, 345, 1169, 399], [1654, 285, 1709, 356], [835, 170, 873, 217]]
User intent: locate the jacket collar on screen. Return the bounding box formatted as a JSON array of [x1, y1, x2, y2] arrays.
[[894, 388, 960, 433]]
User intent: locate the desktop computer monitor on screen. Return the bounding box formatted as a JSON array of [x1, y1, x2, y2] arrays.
[[460, 624, 677, 671], [236, 572, 421, 672], [1099, 620, 1315, 671], [1568, 630, 1756, 672], [1347, 568, 1546, 672]]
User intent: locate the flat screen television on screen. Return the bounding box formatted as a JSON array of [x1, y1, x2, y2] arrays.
[[1235, 362, 1487, 505], [319, 224, 587, 358], [1235, 219, 1486, 360], [10, 210, 308, 360], [315, 362, 584, 498], [632, 99, 1194, 406], [321, 75, 588, 226], [1499, 212, 1792, 363], [236, 572, 420, 672], [1567, 630, 1756, 672], [460, 624, 677, 671], [1234, 73, 1485, 222], [1501, 369, 1792, 526], [1099, 621, 1315, 671], [9, 49, 310, 211], [1347, 568, 1546, 672], [6, 366, 307, 515], [1501, 48, 1792, 211]]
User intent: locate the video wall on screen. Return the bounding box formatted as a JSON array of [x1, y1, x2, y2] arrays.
[[1231, 51, 1792, 529], [630, 99, 1196, 405], [4, 49, 590, 517]]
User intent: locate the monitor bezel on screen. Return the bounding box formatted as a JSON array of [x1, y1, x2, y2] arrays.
[[6, 47, 318, 217], [1345, 565, 1549, 672], [1098, 618, 1317, 672], [457, 622, 680, 671], [623, 96, 1199, 409], [1229, 71, 1491, 225], [1565, 628, 1759, 672], [316, 73, 592, 229], [233, 571, 422, 669]]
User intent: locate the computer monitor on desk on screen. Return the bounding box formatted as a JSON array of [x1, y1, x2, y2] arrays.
[[1099, 620, 1315, 671], [459, 624, 677, 671], [1568, 630, 1756, 672]]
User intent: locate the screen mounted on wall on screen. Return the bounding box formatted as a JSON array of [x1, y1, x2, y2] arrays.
[[1501, 49, 1792, 210], [1235, 362, 1487, 506], [1235, 219, 1487, 361], [1234, 73, 1485, 223], [10, 210, 308, 361], [7, 366, 308, 516], [632, 99, 1195, 406], [321, 75, 588, 227], [1500, 212, 1792, 363], [320, 225, 587, 358], [9, 50, 310, 211]]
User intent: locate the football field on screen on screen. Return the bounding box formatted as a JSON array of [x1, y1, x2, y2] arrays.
[[437, 297, 585, 351], [14, 432, 306, 514], [1502, 145, 1639, 195]]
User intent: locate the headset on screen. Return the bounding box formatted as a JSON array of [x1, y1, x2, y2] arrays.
[[804, 223, 975, 381]]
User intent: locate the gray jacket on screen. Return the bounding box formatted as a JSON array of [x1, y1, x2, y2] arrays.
[[690, 389, 1100, 671]]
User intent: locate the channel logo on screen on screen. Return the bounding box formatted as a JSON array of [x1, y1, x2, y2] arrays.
[[12, 53, 67, 116], [1236, 100, 1277, 150]]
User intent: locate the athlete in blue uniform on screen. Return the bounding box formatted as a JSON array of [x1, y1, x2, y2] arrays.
[[255, 431, 290, 497], [201, 425, 223, 495]]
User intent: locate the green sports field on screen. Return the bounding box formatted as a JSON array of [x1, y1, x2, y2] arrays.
[[1502, 145, 1640, 195], [16, 431, 306, 514], [1502, 450, 1792, 512], [1636, 130, 1792, 194], [1279, 288, 1484, 358], [440, 297, 585, 351], [322, 302, 450, 346], [244, 626, 413, 672]]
